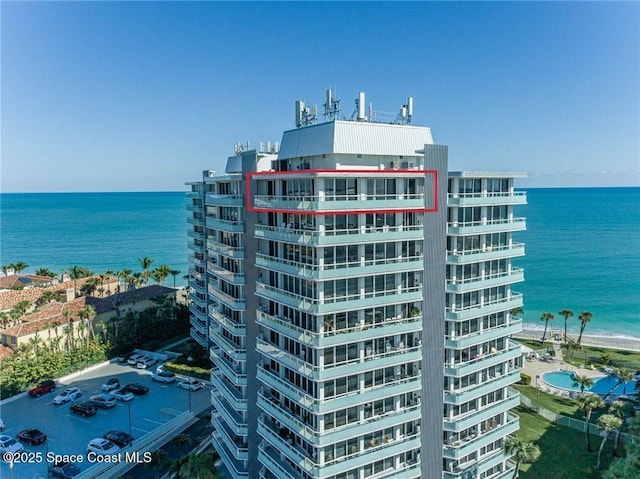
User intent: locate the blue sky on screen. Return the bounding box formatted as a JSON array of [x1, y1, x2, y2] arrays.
[[2, 1, 638, 192]]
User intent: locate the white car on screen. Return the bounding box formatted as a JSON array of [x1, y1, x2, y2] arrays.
[[0, 434, 25, 455], [127, 353, 144, 365], [177, 379, 204, 391], [136, 357, 157, 369], [101, 378, 120, 392], [110, 388, 134, 402], [152, 370, 177, 383], [87, 438, 119, 455], [53, 387, 82, 405]]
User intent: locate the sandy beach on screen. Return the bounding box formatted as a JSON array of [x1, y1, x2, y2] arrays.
[[516, 326, 640, 352]]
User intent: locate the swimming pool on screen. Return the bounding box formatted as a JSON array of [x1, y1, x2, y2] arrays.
[[541, 370, 638, 396]]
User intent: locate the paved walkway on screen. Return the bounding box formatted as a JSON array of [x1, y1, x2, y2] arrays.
[[520, 340, 604, 396]]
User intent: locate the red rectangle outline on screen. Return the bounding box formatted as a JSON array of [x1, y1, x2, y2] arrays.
[[245, 169, 438, 215]]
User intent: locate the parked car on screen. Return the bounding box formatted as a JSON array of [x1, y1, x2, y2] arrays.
[[152, 370, 177, 383], [127, 353, 144, 365], [53, 387, 82, 405], [178, 378, 205, 391], [101, 378, 120, 392], [117, 351, 134, 362], [87, 438, 119, 455], [89, 393, 116, 409], [102, 430, 134, 448], [122, 383, 149, 395], [17, 428, 47, 445], [69, 401, 97, 417], [28, 379, 56, 398], [110, 388, 134, 402], [0, 434, 25, 455], [49, 461, 82, 478], [136, 356, 157, 369]]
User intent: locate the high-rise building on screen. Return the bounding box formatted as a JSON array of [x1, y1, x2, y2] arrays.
[[186, 92, 526, 479]]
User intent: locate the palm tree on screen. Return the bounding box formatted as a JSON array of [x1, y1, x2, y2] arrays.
[[171, 433, 194, 453], [558, 308, 574, 343], [608, 400, 631, 457], [118, 269, 132, 291], [69, 265, 91, 296], [576, 311, 593, 345], [579, 393, 605, 451], [12, 261, 29, 274], [596, 414, 623, 469], [170, 269, 181, 288], [146, 449, 169, 479], [504, 435, 540, 478], [540, 312, 554, 343], [153, 265, 171, 285], [572, 374, 594, 394], [37, 290, 58, 307], [35, 268, 56, 277], [138, 256, 154, 285]]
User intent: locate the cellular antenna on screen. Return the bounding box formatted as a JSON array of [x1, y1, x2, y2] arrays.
[[323, 87, 342, 121]]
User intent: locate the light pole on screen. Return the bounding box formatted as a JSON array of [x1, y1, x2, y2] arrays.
[[127, 401, 132, 436]]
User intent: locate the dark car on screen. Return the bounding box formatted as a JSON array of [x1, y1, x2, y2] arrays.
[[103, 430, 134, 448], [17, 428, 47, 445], [49, 461, 82, 478], [122, 383, 149, 395], [28, 379, 56, 398], [69, 401, 97, 417]]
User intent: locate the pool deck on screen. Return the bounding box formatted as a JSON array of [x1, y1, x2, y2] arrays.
[[521, 341, 603, 397]]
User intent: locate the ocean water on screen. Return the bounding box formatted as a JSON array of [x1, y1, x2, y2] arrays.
[[1, 188, 638, 339], [0, 192, 190, 287], [514, 187, 640, 340]]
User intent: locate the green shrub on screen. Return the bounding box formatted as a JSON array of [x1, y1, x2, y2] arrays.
[[520, 373, 531, 385], [163, 361, 210, 380]]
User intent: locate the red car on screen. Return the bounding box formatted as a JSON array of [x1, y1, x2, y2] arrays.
[[28, 380, 56, 398], [17, 429, 47, 445]]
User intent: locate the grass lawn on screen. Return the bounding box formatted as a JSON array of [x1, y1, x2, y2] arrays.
[[514, 384, 583, 418], [516, 405, 617, 478]]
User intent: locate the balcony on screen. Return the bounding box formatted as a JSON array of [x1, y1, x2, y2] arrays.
[[257, 338, 422, 381], [258, 444, 300, 479], [253, 192, 425, 212], [256, 364, 421, 415], [444, 450, 511, 479], [208, 264, 245, 285], [258, 389, 422, 447], [255, 282, 422, 315], [444, 388, 520, 433], [443, 413, 519, 460], [190, 327, 207, 347], [209, 328, 246, 362], [208, 217, 244, 233], [210, 308, 246, 335], [445, 342, 521, 377], [447, 242, 525, 264], [211, 390, 248, 436], [208, 285, 246, 310], [445, 366, 521, 405], [211, 413, 249, 462], [446, 268, 525, 293], [206, 193, 243, 206], [446, 293, 523, 321], [187, 216, 205, 226], [447, 217, 526, 235], [254, 224, 424, 246], [207, 240, 245, 258], [447, 191, 527, 207], [210, 370, 247, 410], [255, 253, 423, 280], [445, 320, 522, 349], [256, 310, 422, 348], [210, 349, 247, 387]]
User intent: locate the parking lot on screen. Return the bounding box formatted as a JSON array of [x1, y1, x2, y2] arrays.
[[0, 359, 211, 478]]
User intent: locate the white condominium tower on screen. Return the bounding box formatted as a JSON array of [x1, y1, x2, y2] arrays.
[[186, 91, 526, 479]]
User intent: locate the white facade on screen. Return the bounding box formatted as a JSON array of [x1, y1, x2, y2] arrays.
[[186, 110, 525, 479]]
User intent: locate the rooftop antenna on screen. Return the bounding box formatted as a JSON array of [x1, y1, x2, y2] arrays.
[[394, 95, 414, 124], [350, 91, 367, 121], [295, 99, 318, 127], [323, 87, 342, 121]]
